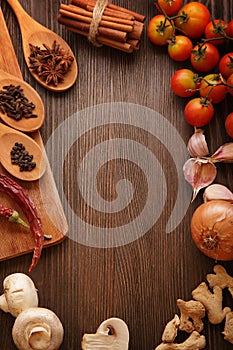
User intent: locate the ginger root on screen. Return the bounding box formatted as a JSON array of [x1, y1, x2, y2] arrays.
[[161, 314, 180, 343], [207, 265, 233, 297], [192, 282, 231, 324], [222, 311, 233, 344], [177, 299, 205, 333], [155, 331, 206, 350]]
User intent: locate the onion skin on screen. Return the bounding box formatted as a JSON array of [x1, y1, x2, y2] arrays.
[[191, 200, 233, 261]]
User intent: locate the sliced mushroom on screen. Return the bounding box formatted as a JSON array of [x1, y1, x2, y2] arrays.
[[82, 317, 129, 350], [12, 307, 64, 350], [0, 273, 38, 317]]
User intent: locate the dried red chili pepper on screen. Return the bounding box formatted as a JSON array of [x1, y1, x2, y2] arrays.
[[0, 204, 29, 227], [0, 173, 45, 272]]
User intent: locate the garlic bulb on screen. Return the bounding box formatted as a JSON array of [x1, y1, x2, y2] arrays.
[[187, 129, 209, 157], [183, 158, 217, 201], [203, 184, 233, 202], [211, 143, 233, 163]]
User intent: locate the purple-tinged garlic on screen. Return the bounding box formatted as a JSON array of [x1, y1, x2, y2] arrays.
[[203, 184, 233, 203], [211, 143, 233, 163], [183, 158, 217, 201], [187, 129, 209, 158]]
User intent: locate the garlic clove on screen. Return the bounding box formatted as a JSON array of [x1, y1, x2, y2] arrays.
[[183, 158, 217, 201], [211, 143, 233, 163], [187, 129, 209, 157], [203, 184, 233, 203]]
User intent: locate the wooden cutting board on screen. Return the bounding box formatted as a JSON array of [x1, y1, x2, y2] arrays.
[[0, 7, 68, 262]]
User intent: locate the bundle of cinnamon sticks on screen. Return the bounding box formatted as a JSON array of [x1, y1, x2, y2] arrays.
[[58, 0, 146, 53]]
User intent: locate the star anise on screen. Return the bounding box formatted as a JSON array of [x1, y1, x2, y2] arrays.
[[28, 40, 74, 86], [38, 60, 65, 86], [28, 57, 44, 74]]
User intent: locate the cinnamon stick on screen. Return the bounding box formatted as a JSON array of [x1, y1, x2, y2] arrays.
[[58, 0, 145, 52], [71, 0, 135, 20], [58, 14, 128, 42], [78, 0, 146, 22], [65, 25, 133, 53], [61, 4, 134, 26], [59, 6, 133, 32]]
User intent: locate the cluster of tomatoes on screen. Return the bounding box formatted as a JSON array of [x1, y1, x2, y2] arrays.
[[148, 0, 233, 137]]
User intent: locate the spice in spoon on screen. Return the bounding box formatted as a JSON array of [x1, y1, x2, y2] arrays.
[[28, 40, 74, 86], [10, 142, 36, 172], [0, 84, 38, 120]]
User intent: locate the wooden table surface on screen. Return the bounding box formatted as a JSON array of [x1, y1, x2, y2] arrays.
[[0, 0, 233, 349]]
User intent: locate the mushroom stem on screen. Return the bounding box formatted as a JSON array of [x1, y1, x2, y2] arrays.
[[12, 307, 64, 350], [27, 325, 51, 350], [82, 317, 129, 350]]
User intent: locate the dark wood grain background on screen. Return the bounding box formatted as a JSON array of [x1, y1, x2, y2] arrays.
[[0, 0, 233, 349]]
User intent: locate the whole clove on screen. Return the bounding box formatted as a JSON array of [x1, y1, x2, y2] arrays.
[[10, 142, 36, 172], [0, 84, 38, 121]]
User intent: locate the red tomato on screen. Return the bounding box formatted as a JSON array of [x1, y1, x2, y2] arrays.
[[190, 43, 220, 73], [174, 2, 210, 39], [155, 0, 183, 16], [204, 19, 229, 45], [168, 35, 193, 61], [199, 74, 227, 103], [184, 97, 214, 127], [225, 112, 233, 138], [148, 15, 174, 46], [219, 53, 233, 79], [170, 69, 199, 97], [227, 73, 233, 96], [228, 19, 233, 38]]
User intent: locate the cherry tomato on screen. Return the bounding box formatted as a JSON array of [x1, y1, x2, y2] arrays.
[[174, 2, 210, 39], [227, 73, 233, 96], [219, 53, 233, 79], [155, 0, 183, 16], [228, 19, 233, 38], [199, 74, 227, 104], [168, 35, 193, 61], [148, 15, 174, 46], [225, 112, 233, 138], [170, 69, 199, 97], [184, 97, 214, 127], [204, 19, 229, 45], [190, 43, 220, 73]]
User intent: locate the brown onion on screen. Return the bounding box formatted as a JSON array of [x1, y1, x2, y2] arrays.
[[191, 200, 233, 261]]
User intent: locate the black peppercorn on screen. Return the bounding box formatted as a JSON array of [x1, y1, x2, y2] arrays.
[[10, 142, 36, 172]]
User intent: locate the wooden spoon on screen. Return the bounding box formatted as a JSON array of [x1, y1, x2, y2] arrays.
[[0, 69, 45, 132], [0, 122, 46, 181], [7, 0, 78, 92]]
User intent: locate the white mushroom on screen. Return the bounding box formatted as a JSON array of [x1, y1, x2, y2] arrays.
[[12, 307, 64, 350], [0, 273, 38, 317], [82, 317, 129, 350]]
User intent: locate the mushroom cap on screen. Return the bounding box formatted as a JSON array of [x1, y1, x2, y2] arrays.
[[3, 273, 38, 317], [12, 307, 64, 350]]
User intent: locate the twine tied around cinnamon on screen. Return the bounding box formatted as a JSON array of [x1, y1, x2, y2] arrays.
[[88, 0, 109, 46]]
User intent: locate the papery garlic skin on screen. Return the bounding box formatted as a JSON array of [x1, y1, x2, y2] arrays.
[[187, 129, 209, 157], [211, 143, 233, 163], [183, 158, 217, 201], [203, 184, 233, 203]]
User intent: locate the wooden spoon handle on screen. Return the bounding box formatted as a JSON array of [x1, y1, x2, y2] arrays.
[[6, 0, 45, 42], [0, 7, 22, 78]]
